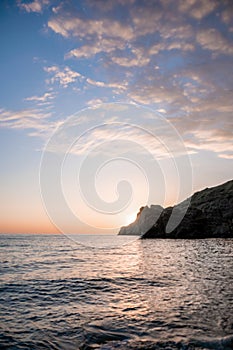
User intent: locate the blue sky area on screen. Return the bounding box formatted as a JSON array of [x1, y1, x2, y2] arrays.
[[0, 0, 232, 234]]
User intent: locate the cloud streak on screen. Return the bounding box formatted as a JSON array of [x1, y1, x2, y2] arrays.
[[4, 1, 233, 161], [0, 107, 60, 139], [18, 0, 50, 13], [44, 66, 82, 88], [24, 91, 56, 106], [196, 28, 233, 55]]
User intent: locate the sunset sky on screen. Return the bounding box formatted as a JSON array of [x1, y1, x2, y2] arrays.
[[0, 0, 232, 234]]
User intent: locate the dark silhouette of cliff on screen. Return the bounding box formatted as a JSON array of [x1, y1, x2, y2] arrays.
[[142, 180, 233, 239], [118, 180, 233, 239]]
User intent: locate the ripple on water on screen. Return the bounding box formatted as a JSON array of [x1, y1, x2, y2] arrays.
[[0, 235, 233, 350]]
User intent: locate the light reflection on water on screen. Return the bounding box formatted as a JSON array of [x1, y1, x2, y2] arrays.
[[0, 234, 233, 349]]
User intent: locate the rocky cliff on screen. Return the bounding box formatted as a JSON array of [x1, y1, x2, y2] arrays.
[[118, 180, 233, 238], [142, 180, 233, 239], [118, 205, 163, 235]]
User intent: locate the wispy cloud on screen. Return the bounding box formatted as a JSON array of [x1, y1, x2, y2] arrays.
[[86, 78, 127, 92], [86, 98, 105, 107], [44, 65, 82, 88], [178, 0, 217, 20], [196, 28, 233, 55], [18, 0, 50, 13], [218, 153, 233, 159], [48, 15, 134, 41], [66, 38, 125, 59], [172, 107, 233, 159], [184, 129, 233, 159], [47, 0, 233, 92], [24, 91, 56, 106], [221, 6, 233, 31], [6, 0, 233, 161], [0, 107, 58, 139], [110, 49, 150, 68], [60, 123, 188, 159], [43, 63, 127, 93]]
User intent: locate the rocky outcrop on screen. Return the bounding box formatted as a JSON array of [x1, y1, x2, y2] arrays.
[[118, 205, 163, 235], [142, 206, 209, 239], [142, 179, 233, 239], [118, 180, 233, 238]]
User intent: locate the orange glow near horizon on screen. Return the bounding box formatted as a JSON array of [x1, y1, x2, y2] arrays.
[[0, 194, 179, 234], [0, 221, 60, 234]]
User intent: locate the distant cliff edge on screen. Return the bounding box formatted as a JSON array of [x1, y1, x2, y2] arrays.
[[118, 180, 233, 238], [118, 205, 163, 236]]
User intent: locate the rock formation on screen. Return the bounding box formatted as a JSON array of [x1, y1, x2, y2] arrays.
[[118, 180, 233, 238], [143, 179, 233, 239], [118, 205, 163, 235]]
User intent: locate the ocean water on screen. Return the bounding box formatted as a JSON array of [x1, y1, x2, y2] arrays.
[[0, 234, 233, 350]]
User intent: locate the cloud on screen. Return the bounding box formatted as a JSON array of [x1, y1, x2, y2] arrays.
[[87, 98, 105, 107], [13, 0, 233, 161], [48, 15, 134, 41], [24, 91, 56, 105], [110, 47, 150, 67], [171, 105, 233, 159], [111, 55, 149, 67], [0, 107, 59, 139], [196, 28, 233, 55], [0, 109, 51, 130], [178, 0, 217, 20], [43, 63, 127, 93], [221, 6, 233, 26], [218, 153, 233, 159], [49, 1, 195, 66], [86, 78, 127, 92], [48, 0, 231, 85], [129, 82, 186, 106], [46, 0, 232, 66], [125, 51, 233, 159], [149, 41, 194, 55], [44, 65, 82, 88], [18, 0, 50, 13], [61, 3, 196, 70], [130, 4, 162, 37], [63, 123, 187, 159], [66, 38, 126, 59], [184, 129, 233, 158]]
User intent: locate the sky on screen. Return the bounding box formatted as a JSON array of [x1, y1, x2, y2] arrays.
[[0, 0, 232, 235]]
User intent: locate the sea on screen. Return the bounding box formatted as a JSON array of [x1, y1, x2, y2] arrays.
[[0, 234, 233, 350]]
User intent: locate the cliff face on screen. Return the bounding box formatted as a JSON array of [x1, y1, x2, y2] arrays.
[[118, 205, 163, 235], [118, 180, 233, 238], [142, 180, 233, 239]]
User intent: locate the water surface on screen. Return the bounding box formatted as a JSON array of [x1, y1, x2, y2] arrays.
[[0, 234, 233, 349]]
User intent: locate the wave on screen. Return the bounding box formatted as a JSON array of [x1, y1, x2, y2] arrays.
[[79, 334, 233, 350], [1, 335, 233, 350], [190, 334, 233, 350]]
